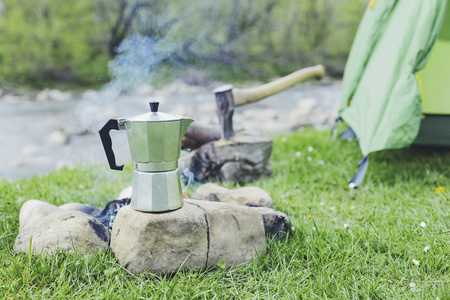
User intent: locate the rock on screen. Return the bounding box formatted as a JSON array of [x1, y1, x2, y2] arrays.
[[287, 98, 318, 128], [59, 203, 103, 216], [195, 183, 274, 208], [1, 94, 21, 103], [111, 199, 265, 274], [20, 145, 39, 156], [36, 89, 50, 102], [36, 88, 72, 102], [179, 130, 272, 184], [118, 186, 133, 199], [48, 130, 69, 145], [250, 207, 291, 239], [14, 210, 110, 254], [19, 200, 62, 227], [82, 89, 97, 99], [48, 89, 72, 102]]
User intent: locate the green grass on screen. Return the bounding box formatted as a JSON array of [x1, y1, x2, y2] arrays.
[[1, 129, 450, 299]]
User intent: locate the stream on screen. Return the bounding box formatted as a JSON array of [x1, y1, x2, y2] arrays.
[[0, 81, 341, 179]]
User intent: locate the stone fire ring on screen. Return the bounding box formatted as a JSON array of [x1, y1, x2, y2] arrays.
[[14, 184, 291, 275]]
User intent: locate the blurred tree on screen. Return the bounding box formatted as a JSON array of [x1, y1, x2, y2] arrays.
[[0, 0, 367, 87], [0, 0, 110, 86]]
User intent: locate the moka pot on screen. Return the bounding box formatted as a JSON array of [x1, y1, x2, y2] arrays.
[[99, 102, 194, 212]]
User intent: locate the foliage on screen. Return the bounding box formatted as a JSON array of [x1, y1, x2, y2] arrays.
[[0, 0, 367, 87], [1, 129, 450, 298], [0, 0, 110, 87]]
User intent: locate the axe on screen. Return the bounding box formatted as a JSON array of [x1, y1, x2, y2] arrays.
[[213, 64, 326, 139]]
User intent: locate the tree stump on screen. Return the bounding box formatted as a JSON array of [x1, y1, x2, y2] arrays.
[[179, 130, 272, 184]]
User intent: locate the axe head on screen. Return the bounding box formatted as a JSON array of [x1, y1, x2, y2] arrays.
[[213, 84, 235, 139]]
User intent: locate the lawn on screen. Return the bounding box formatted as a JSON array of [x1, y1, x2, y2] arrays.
[[1, 129, 449, 299]]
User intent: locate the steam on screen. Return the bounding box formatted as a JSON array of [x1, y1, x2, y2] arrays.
[[75, 1, 228, 131], [107, 34, 163, 93], [75, 33, 167, 131], [181, 168, 196, 192]]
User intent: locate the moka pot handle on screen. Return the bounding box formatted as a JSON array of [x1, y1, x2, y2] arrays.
[[99, 119, 124, 171]]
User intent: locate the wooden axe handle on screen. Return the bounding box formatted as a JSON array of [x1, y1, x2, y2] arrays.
[[232, 64, 325, 106]]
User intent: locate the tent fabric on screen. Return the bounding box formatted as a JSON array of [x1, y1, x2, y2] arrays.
[[414, 115, 450, 147], [339, 0, 448, 156], [418, 0, 450, 115]]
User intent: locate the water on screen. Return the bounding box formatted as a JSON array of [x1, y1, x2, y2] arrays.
[[0, 82, 341, 179]]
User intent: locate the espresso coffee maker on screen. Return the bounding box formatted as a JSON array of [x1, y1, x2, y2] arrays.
[[99, 102, 193, 212]]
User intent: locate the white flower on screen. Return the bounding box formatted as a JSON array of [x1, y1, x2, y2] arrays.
[[281, 137, 287, 142], [350, 205, 356, 210], [307, 156, 312, 161], [424, 246, 431, 252], [343, 223, 349, 229], [329, 206, 336, 211], [420, 222, 426, 228], [412, 259, 420, 266], [308, 146, 313, 152], [296, 151, 301, 157], [319, 202, 325, 206], [364, 243, 369, 247], [409, 282, 416, 288]]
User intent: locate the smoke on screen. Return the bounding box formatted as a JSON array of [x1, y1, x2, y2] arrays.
[[181, 168, 196, 192], [75, 0, 237, 131], [75, 33, 166, 131], [107, 34, 165, 93]]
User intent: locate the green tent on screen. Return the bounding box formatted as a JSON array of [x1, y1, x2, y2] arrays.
[[338, 0, 450, 187]]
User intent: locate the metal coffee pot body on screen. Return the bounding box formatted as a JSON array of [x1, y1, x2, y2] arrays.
[[99, 102, 193, 212]]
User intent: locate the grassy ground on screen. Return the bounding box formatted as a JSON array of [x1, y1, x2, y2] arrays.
[[1, 129, 449, 299]]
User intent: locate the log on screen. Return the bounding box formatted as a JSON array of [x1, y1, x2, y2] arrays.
[[182, 122, 222, 150], [179, 130, 273, 184]]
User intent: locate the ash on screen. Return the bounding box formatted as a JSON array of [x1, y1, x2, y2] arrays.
[[86, 198, 131, 231]]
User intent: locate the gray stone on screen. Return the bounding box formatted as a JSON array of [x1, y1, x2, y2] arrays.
[[20, 145, 39, 156], [111, 199, 265, 275], [36, 88, 51, 102], [118, 186, 133, 199], [14, 210, 110, 254], [195, 183, 274, 208], [59, 203, 103, 216], [47, 130, 69, 145], [179, 131, 272, 184], [250, 207, 291, 239], [19, 200, 62, 227], [194, 200, 266, 268]]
